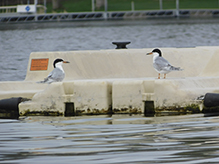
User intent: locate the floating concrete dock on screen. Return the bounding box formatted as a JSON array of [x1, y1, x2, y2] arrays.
[[1, 46, 219, 118]]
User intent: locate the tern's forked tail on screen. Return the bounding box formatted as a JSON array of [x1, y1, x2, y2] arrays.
[[170, 66, 183, 71]]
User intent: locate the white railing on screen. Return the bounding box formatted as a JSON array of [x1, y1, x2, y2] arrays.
[[1, 9, 219, 23], [0, 6, 17, 13], [0, 5, 46, 14]]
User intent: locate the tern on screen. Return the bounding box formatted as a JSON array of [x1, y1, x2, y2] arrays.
[[147, 48, 183, 79], [38, 58, 70, 84]]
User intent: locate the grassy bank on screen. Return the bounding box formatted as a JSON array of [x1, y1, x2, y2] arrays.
[[46, 0, 219, 13]]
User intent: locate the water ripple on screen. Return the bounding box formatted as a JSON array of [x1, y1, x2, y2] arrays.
[[1, 114, 219, 163]]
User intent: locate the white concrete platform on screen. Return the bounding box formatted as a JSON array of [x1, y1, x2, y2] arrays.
[[1, 46, 219, 116]]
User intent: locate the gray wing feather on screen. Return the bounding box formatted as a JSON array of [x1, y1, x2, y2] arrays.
[[154, 57, 171, 71], [38, 68, 65, 83], [154, 57, 183, 72]]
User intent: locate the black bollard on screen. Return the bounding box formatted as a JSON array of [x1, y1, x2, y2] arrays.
[[203, 93, 219, 107], [112, 41, 131, 49]]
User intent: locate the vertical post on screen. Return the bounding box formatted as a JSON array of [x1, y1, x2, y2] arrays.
[[44, 0, 47, 13], [159, 0, 163, 10], [105, 0, 108, 12], [35, 0, 38, 11], [131, 1, 134, 11], [104, 0, 108, 19], [92, 0, 95, 12], [176, 0, 179, 17], [35, 0, 38, 21]]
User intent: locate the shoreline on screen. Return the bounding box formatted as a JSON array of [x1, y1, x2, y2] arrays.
[[1, 9, 219, 30], [1, 17, 219, 30]]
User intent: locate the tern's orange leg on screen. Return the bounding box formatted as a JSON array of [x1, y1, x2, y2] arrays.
[[164, 74, 166, 79], [158, 73, 160, 79]]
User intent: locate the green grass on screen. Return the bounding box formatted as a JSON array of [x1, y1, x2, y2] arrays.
[[46, 0, 92, 13], [107, 0, 160, 11], [46, 0, 219, 13], [180, 0, 219, 9]]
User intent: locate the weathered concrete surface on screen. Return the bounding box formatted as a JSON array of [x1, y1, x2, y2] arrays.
[[1, 46, 219, 116], [0, 81, 47, 100]]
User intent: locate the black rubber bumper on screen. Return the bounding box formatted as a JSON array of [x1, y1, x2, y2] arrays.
[[0, 97, 23, 119], [204, 93, 219, 107]]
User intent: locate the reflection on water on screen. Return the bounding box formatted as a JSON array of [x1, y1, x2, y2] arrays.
[[1, 114, 219, 163]]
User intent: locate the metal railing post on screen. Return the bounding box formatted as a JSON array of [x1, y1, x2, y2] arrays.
[[104, 0, 108, 19], [92, 0, 95, 12], [159, 0, 163, 10], [44, 0, 47, 13], [131, 1, 135, 11], [35, 0, 38, 21], [176, 0, 179, 17]]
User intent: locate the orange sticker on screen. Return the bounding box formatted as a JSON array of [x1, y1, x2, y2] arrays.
[[30, 58, 49, 71]]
